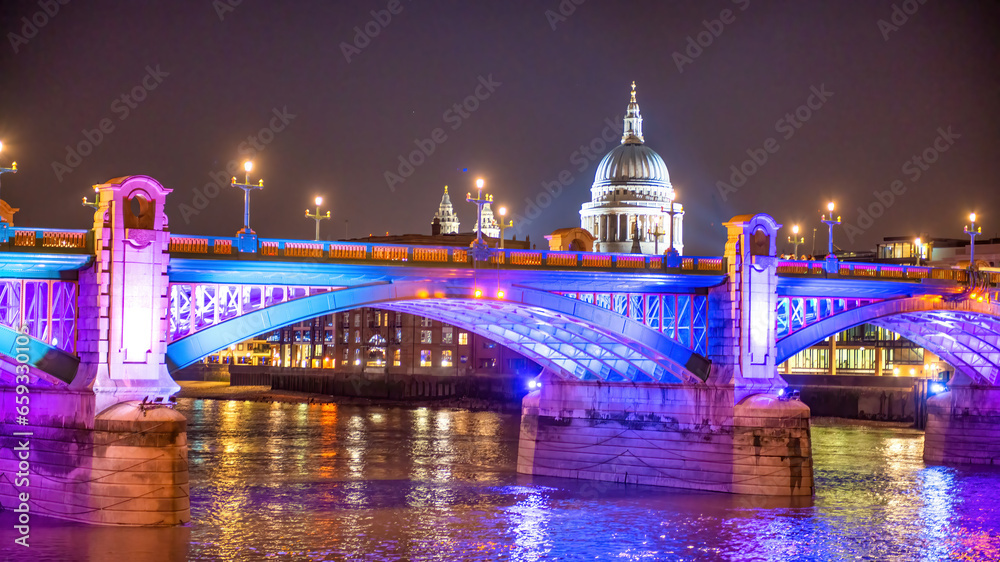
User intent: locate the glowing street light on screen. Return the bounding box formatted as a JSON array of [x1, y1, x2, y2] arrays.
[[305, 195, 331, 241], [230, 160, 263, 234], [965, 212, 982, 268], [820, 201, 842, 259], [497, 206, 513, 249], [787, 224, 805, 259], [0, 141, 18, 220], [467, 177, 492, 252]]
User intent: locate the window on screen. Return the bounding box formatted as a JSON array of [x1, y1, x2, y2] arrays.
[[355, 330, 361, 344], [354, 313, 360, 327], [441, 350, 453, 367], [459, 332, 468, 345], [442, 327, 453, 344], [419, 316, 433, 328], [420, 330, 433, 344], [394, 328, 403, 343], [479, 358, 496, 369], [393, 348, 401, 367], [343, 348, 349, 363], [340, 331, 349, 344], [420, 350, 432, 367], [354, 348, 361, 365]]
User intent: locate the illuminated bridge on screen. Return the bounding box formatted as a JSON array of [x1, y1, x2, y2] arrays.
[[1, 175, 998, 526]]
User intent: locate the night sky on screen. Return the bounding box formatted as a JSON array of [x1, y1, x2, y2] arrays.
[[1, 0, 997, 255]]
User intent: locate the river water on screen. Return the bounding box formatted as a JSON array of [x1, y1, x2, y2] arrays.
[[3, 398, 1000, 561]]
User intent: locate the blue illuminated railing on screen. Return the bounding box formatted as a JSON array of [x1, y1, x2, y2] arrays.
[[775, 259, 997, 284], [168, 234, 729, 274]]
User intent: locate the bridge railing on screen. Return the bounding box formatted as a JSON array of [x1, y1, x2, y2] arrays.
[[775, 259, 986, 284], [2, 227, 92, 252], [168, 234, 728, 274]]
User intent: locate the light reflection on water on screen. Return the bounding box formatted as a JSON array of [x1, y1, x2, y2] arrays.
[[3, 402, 1000, 561]]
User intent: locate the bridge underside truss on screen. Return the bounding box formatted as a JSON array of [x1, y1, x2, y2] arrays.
[[872, 311, 1000, 385], [166, 283, 710, 384], [0, 279, 76, 354], [776, 296, 881, 340], [168, 283, 342, 342], [557, 292, 708, 355]]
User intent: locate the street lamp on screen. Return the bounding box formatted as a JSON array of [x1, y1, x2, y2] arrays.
[[914, 237, 925, 265], [0, 141, 18, 219], [230, 160, 263, 234], [83, 185, 100, 209], [467, 178, 490, 245], [787, 224, 805, 259], [497, 206, 513, 249], [965, 212, 981, 268], [820, 201, 841, 259], [305, 196, 331, 241]]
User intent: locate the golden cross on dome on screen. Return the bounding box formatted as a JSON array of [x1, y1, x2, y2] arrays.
[[631, 81, 637, 102]]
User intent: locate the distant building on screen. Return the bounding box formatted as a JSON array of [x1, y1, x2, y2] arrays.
[[580, 82, 683, 255], [545, 228, 596, 252], [432, 186, 461, 234], [474, 202, 500, 239]]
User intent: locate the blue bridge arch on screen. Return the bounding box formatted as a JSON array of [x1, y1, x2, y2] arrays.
[[166, 281, 712, 384]]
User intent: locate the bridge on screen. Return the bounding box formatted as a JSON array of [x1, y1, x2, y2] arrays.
[[1, 175, 998, 525]]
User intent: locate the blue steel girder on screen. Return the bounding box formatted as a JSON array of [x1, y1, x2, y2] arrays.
[[165, 281, 711, 383], [776, 296, 1000, 385]]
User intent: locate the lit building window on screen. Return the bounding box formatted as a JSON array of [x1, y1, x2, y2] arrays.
[[441, 350, 453, 367], [395, 328, 403, 343], [354, 313, 360, 327], [393, 348, 401, 367], [459, 332, 468, 345], [420, 330, 433, 343], [420, 350, 432, 367], [343, 348, 348, 363], [355, 330, 361, 343], [419, 316, 433, 328], [354, 348, 361, 365], [442, 327, 453, 344]]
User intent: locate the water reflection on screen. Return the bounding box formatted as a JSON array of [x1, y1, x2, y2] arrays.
[[2, 403, 1000, 561]]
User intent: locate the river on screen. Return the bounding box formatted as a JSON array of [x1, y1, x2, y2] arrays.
[[3, 398, 1000, 561]]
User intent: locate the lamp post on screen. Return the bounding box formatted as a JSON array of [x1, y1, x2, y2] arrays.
[[820, 201, 841, 259], [965, 213, 981, 268], [0, 141, 17, 218], [788, 224, 805, 259], [230, 160, 263, 234], [914, 237, 924, 266], [497, 206, 513, 249], [305, 196, 331, 241]]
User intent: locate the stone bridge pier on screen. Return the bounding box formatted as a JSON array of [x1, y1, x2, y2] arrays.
[[0, 176, 188, 526], [925, 374, 1000, 465], [518, 214, 813, 496]]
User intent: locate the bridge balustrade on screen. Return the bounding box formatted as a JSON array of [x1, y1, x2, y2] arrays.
[[776, 259, 984, 284], [3, 227, 91, 252]]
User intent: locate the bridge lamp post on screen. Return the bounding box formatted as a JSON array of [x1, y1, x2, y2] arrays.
[[965, 213, 981, 268], [497, 206, 513, 249], [820, 202, 841, 259], [231, 160, 263, 234], [305, 196, 331, 241], [0, 141, 17, 216], [787, 225, 805, 259]]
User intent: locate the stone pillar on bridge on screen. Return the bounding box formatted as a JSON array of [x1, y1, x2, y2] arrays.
[[925, 373, 1000, 465], [73, 176, 180, 412], [708, 214, 812, 494], [518, 213, 813, 497]]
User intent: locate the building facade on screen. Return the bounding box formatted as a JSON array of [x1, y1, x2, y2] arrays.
[[432, 186, 461, 234], [580, 82, 684, 255]]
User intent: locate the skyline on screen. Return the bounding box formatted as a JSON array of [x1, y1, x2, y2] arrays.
[[0, 1, 997, 254]]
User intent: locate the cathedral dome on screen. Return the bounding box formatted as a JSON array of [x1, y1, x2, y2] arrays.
[[594, 143, 670, 186]]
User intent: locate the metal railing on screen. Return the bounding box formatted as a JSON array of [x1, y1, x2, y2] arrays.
[[166, 234, 729, 274], [4, 228, 91, 252]]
